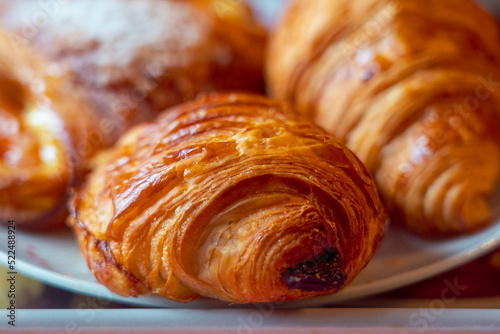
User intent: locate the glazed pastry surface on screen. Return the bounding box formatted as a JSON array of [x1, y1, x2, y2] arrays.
[[70, 93, 386, 303], [268, 0, 500, 236], [0, 0, 266, 229], [0, 31, 99, 229]]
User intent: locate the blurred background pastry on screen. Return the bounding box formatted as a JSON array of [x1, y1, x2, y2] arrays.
[[267, 0, 500, 236], [0, 0, 266, 229], [0, 31, 100, 229]]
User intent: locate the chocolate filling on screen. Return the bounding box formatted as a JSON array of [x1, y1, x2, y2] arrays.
[[282, 250, 347, 292]]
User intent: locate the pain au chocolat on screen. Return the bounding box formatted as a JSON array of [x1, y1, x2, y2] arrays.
[[70, 93, 386, 303]]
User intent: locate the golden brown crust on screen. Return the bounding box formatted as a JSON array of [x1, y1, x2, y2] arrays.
[[70, 93, 386, 303], [0, 30, 101, 229], [0, 0, 266, 229], [267, 0, 500, 236]]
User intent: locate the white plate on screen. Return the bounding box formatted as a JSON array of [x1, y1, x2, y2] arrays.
[[1, 221, 500, 308]]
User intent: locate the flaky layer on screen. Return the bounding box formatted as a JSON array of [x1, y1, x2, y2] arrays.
[[70, 93, 386, 303]]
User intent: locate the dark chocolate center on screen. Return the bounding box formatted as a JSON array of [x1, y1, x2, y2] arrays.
[[282, 250, 347, 292]]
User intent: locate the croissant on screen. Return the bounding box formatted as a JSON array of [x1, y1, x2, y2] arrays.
[[0, 0, 266, 229], [267, 0, 500, 236], [69, 93, 386, 303]]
